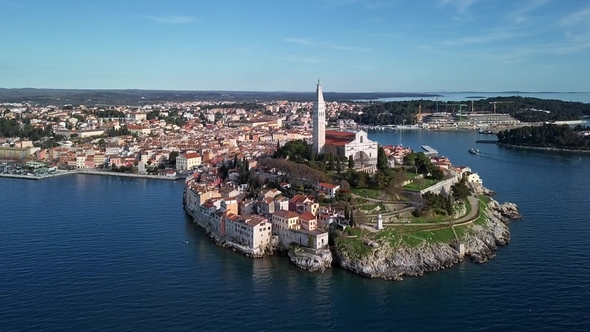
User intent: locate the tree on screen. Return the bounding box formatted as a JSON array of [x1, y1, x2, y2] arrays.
[[169, 151, 179, 166], [451, 178, 471, 201], [344, 203, 351, 221], [355, 151, 369, 168], [274, 139, 310, 162], [377, 145, 388, 171], [336, 157, 342, 173], [326, 153, 333, 171], [348, 155, 354, 170], [339, 179, 351, 191]]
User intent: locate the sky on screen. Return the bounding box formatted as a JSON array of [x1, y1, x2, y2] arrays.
[[1, 0, 589, 92]]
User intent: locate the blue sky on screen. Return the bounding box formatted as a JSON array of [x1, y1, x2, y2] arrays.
[[1, 0, 589, 92]]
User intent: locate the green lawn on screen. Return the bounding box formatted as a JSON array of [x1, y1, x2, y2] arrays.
[[474, 197, 489, 225], [335, 227, 374, 258], [351, 188, 381, 199], [403, 177, 440, 192]]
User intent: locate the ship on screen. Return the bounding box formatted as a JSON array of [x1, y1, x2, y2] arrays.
[[468, 148, 481, 155]]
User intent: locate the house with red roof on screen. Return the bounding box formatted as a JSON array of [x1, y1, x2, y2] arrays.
[[176, 152, 202, 171], [317, 182, 340, 199]]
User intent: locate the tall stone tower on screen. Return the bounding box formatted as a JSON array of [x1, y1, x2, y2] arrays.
[[312, 80, 326, 156]]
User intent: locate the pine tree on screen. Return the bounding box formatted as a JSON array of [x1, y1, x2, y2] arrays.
[[377, 145, 388, 171]]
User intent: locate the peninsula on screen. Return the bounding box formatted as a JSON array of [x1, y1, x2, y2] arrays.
[[1, 83, 521, 279], [497, 123, 590, 152], [181, 83, 522, 280]]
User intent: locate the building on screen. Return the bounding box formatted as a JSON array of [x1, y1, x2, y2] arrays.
[[225, 214, 273, 250], [323, 130, 378, 164], [308, 81, 378, 164], [176, 153, 202, 171], [312, 81, 326, 156], [317, 182, 340, 199]]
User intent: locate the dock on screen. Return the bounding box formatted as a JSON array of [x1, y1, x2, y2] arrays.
[[421, 145, 438, 157]]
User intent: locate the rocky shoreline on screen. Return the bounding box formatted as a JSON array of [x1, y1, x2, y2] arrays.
[[185, 207, 272, 258], [333, 198, 521, 280], [184, 197, 521, 280], [184, 206, 332, 270], [499, 143, 590, 153]]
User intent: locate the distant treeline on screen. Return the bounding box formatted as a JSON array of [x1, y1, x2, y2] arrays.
[[336, 97, 590, 125], [0, 88, 438, 106], [497, 124, 590, 149]]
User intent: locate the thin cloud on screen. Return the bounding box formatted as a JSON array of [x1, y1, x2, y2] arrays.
[[561, 6, 590, 27], [441, 30, 520, 46], [330, 45, 370, 52], [282, 55, 326, 63], [323, 0, 359, 7], [505, 0, 553, 24], [469, 35, 590, 65], [322, 0, 391, 10], [440, 0, 477, 13], [142, 15, 197, 24], [285, 37, 370, 52], [284, 38, 316, 46]]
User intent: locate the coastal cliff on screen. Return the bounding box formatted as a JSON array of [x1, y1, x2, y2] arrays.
[[288, 247, 332, 273], [333, 199, 520, 281]]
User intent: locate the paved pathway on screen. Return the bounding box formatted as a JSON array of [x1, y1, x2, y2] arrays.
[[359, 195, 480, 228]]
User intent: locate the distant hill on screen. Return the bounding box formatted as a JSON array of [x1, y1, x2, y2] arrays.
[[0, 88, 440, 106]]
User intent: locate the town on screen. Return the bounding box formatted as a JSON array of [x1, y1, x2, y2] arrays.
[[1, 84, 520, 277]]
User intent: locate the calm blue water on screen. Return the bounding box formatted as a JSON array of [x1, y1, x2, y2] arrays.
[[2, 132, 590, 331]]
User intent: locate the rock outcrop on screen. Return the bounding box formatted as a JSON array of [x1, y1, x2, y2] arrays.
[[333, 198, 519, 280], [288, 247, 332, 273], [333, 241, 463, 280], [462, 206, 511, 263]]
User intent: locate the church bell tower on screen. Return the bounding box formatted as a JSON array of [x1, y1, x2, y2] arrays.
[[312, 80, 326, 156]]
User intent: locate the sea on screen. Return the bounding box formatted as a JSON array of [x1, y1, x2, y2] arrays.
[[3, 120, 590, 330]]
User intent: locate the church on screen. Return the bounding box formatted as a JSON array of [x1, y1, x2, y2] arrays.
[[312, 81, 378, 164]]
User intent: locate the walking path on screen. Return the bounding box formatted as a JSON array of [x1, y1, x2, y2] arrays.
[[359, 195, 480, 228]]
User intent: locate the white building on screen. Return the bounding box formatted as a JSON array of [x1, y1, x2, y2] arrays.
[[324, 130, 378, 164], [312, 81, 326, 156], [225, 214, 273, 250], [176, 153, 202, 171]]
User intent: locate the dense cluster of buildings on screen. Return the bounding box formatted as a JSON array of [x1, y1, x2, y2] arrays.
[[0, 84, 372, 171], [1, 83, 486, 255]]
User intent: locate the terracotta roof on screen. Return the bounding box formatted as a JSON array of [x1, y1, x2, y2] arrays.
[[181, 153, 201, 159], [273, 210, 299, 219], [318, 182, 338, 189], [289, 194, 307, 204], [325, 130, 355, 138], [299, 211, 316, 221]]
